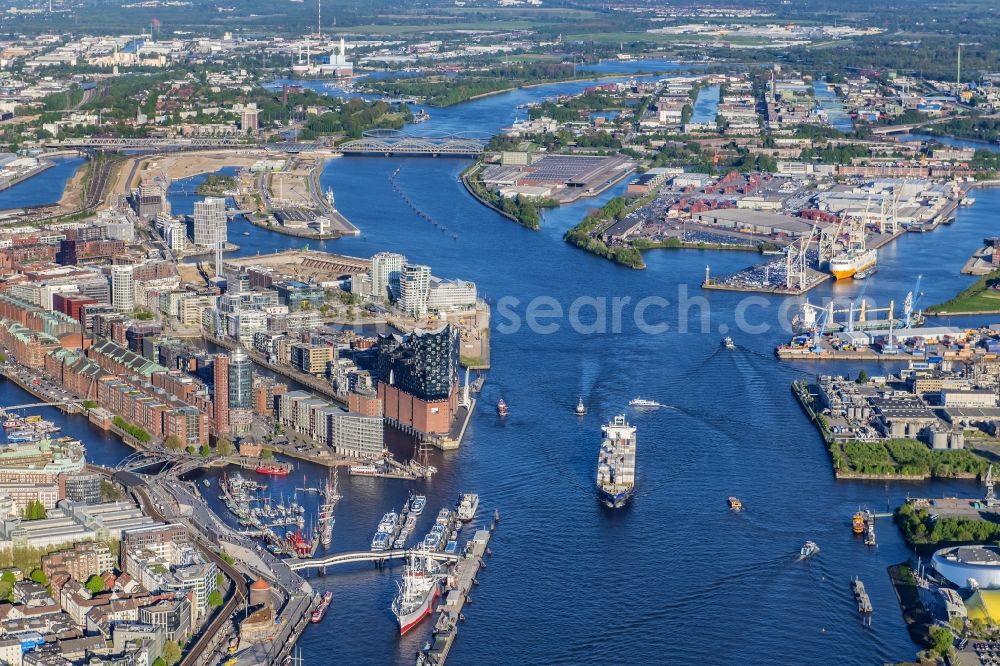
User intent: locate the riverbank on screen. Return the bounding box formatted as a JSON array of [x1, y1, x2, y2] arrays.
[[926, 268, 1000, 315], [460, 163, 545, 229], [792, 380, 986, 480]]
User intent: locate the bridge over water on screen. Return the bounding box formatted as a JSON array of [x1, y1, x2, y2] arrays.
[[338, 130, 487, 157], [287, 549, 461, 571]]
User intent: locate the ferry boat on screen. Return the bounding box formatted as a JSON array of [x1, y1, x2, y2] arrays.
[[412, 109, 431, 124], [800, 541, 820, 558], [852, 511, 865, 534], [349, 464, 378, 476], [728, 497, 743, 511], [723, 336, 736, 350], [628, 397, 659, 408], [371, 532, 391, 552], [310, 591, 332, 623], [392, 553, 444, 635], [457, 493, 479, 522], [829, 248, 877, 280], [575, 398, 587, 415], [496, 399, 508, 417], [256, 463, 291, 477], [410, 495, 426, 516], [596, 415, 637, 508]]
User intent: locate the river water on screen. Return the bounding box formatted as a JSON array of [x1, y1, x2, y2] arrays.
[[3, 64, 1000, 665], [0, 156, 85, 210]]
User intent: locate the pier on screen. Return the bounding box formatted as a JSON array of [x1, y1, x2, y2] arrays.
[[417, 510, 498, 666]]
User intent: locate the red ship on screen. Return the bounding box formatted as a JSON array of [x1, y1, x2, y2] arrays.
[[287, 529, 312, 558], [256, 463, 291, 476]]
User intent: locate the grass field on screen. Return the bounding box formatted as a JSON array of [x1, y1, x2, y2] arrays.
[[929, 269, 1000, 313]]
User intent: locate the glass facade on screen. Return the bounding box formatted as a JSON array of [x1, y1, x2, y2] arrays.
[[376, 325, 458, 401]]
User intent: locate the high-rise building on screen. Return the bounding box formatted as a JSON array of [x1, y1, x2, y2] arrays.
[[110, 264, 134, 313], [371, 252, 406, 302], [212, 353, 230, 435], [241, 103, 259, 133], [376, 325, 460, 436], [399, 263, 430, 317], [193, 198, 226, 249], [228, 348, 252, 410]]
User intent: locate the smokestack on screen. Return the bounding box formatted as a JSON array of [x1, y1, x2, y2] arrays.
[[341, 37, 345, 58]]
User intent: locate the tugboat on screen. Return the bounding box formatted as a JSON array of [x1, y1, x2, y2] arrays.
[[723, 336, 736, 350], [800, 541, 820, 559], [575, 398, 587, 415], [496, 399, 508, 417], [728, 497, 743, 511]]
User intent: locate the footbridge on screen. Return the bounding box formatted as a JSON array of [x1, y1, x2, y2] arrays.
[[115, 452, 176, 473], [338, 130, 486, 156], [287, 549, 461, 571], [0, 400, 80, 413]]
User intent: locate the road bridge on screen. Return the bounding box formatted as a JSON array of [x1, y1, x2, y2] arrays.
[[339, 130, 486, 156], [47, 138, 328, 152], [287, 549, 461, 571]]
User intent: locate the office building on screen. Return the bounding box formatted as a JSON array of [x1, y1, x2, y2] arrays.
[[212, 353, 230, 435]]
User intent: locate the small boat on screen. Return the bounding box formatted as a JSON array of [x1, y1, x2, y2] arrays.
[[728, 497, 743, 511], [628, 397, 660, 408], [444, 540, 458, 554], [349, 464, 378, 476], [852, 511, 865, 535], [457, 493, 479, 522], [202, 479, 211, 488], [310, 590, 332, 623], [853, 267, 877, 279], [243, 231, 251, 236], [575, 398, 587, 415], [800, 541, 820, 559], [961, 197, 976, 206], [497, 399, 508, 417], [410, 495, 426, 516], [412, 109, 431, 124], [723, 336, 736, 350]]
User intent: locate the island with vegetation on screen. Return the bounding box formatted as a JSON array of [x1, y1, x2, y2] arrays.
[[195, 174, 237, 196], [896, 501, 1000, 550], [461, 164, 555, 230]]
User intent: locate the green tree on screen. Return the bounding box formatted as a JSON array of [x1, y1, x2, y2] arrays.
[[261, 449, 274, 460], [164, 435, 183, 451], [856, 369, 869, 384], [29, 568, 46, 585], [199, 444, 210, 458], [152, 659, 166, 666], [215, 437, 234, 456], [22, 500, 46, 521], [208, 590, 224, 607], [85, 574, 105, 594], [162, 641, 181, 666], [928, 625, 954, 657]]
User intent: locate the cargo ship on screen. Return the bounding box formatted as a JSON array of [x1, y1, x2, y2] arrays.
[[392, 553, 444, 635], [256, 462, 292, 477], [828, 248, 877, 280], [310, 591, 332, 623], [596, 415, 636, 508]]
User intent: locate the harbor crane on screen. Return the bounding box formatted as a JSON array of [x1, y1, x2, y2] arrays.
[[903, 274, 924, 328]]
